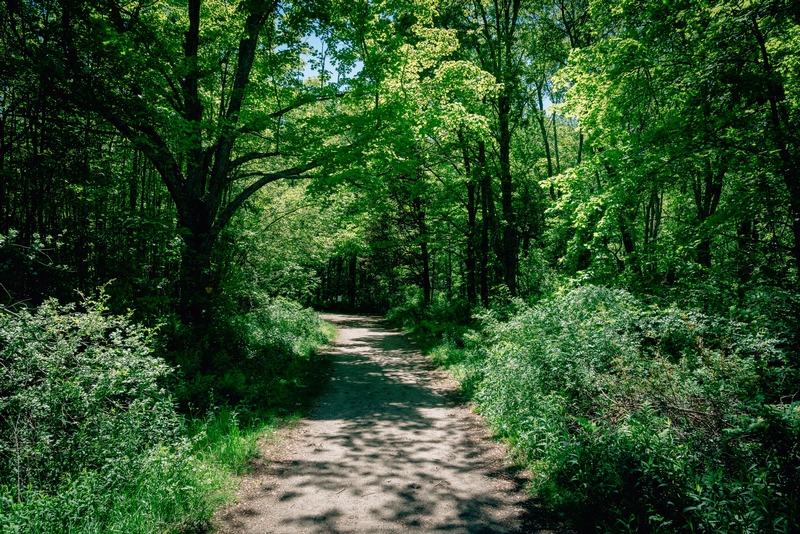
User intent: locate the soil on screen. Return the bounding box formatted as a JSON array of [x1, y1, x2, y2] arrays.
[[215, 314, 568, 533]]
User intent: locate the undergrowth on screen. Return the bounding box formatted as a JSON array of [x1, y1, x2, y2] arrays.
[[0, 295, 335, 533], [402, 285, 800, 533], [167, 296, 336, 412]]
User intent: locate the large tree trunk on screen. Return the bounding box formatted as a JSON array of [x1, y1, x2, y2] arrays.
[[178, 239, 214, 328], [54, 0, 319, 327], [176, 190, 220, 324]]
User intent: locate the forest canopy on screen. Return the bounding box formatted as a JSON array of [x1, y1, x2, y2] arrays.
[[1, 0, 799, 531]]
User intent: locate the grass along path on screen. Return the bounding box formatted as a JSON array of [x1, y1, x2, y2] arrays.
[[215, 314, 566, 533]]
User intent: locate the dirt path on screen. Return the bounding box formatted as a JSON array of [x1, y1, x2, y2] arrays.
[[217, 314, 563, 533]]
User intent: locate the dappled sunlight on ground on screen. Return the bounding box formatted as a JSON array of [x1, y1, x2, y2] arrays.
[[216, 314, 565, 534]]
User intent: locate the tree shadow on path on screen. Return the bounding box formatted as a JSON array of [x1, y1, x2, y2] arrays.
[[217, 314, 569, 534]]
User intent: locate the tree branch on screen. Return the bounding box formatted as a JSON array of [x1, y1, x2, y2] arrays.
[[210, 161, 319, 238], [207, 0, 278, 204], [237, 92, 348, 135], [98, 107, 188, 222], [229, 151, 282, 169], [269, 92, 346, 119]]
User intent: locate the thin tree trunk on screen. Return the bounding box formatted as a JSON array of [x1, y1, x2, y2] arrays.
[[348, 254, 357, 309], [478, 141, 490, 307], [692, 160, 724, 268], [466, 182, 477, 306], [447, 245, 452, 299], [736, 220, 756, 291], [537, 84, 554, 183], [751, 15, 800, 273], [498, 94, 517, 295], [458, 129, 478, 306], [552, 110, 561, 175], [414, 197, 431, 307]]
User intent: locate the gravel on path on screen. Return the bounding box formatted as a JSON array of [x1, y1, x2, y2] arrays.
[[216, 314, 565, 534]]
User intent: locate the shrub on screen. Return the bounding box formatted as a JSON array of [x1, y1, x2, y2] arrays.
[[0, 297, 178, 495], [168, 297, 336, 411], [0, 296, 236, 533], [385, 286, 472, 348], [431, 285, 800, 532]]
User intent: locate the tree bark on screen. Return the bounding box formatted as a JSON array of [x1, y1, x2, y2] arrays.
[[414, 197, 431, 307], [536, 84, 554, 182], [497, 70, 518, 296], [751, 15, 800, 273], [473, 0, 521, 296], [348, 254, 357, 310], [458, 129, 477, 306], [53, 0, 333, 325], [466, 181, 478, 306], [178, 238, 214, 331], [478, 141, 491, 307], [692, 160, 724, 268]]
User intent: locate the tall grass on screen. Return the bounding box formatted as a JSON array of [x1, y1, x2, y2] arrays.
[[1, 408, 271, 534], [189, 407, 271, 476]]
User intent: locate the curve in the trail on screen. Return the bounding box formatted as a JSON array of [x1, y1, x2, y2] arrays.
[[217, 314, 562, 534]]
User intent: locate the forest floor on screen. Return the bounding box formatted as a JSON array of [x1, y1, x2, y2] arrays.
[[215, 314, 569, 533]]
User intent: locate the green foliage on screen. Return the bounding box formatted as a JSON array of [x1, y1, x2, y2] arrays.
[[188, 407, 265, 477], [0, 441, 229, 534], [0, 296, 230, 533], [3, 0, 800, 530], [167, 296, 336, 411], [0, 295, 330, 532], [551, 0, 800, 313], [426, 286, 799, 532], [0, 296, 178, 494], [385, 286, 472, 348]]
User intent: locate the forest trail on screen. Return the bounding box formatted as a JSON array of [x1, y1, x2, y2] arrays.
[[216, 314, 563, 534]]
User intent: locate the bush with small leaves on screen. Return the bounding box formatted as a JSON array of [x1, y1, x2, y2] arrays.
[[0, 297, 179, 494], [169, 296, 336, 411], [428, 285, 800, 532], [0, 296, 232, 533]]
